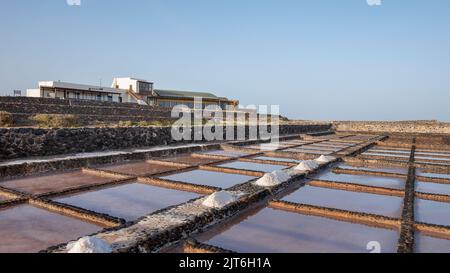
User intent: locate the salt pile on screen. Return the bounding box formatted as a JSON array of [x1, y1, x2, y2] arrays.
[[67, 236, 112, 253], [315, 155, 336, 164], [202, 191, 242, 209], [254, 170, 291, 187], [294, 160, 319, 171]]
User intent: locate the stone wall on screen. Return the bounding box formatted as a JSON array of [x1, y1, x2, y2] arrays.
[[0, 124, 331, 160], [0, 97, 173, 125], [0, 97, 284, 126], [333, 120, 450, 135]]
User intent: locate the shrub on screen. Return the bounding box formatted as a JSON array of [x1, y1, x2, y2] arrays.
[[30, 114, 81, 128], [0, 111, 13, 127]]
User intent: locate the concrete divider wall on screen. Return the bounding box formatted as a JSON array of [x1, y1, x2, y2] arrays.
[[0, 124, 331, 160]]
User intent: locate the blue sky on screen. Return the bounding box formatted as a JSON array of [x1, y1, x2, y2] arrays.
[[1, 0, 449, 121]]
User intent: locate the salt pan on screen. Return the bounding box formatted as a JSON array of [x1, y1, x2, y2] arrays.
[[67, 236, 112, 253], [254, 170, 291, 187]]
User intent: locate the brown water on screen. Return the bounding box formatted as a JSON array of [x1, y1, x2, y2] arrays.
[[162, 170, 255, 189], [217, 161, 287, 173], [161, 155, 221, 165], [0, 171, 114, 195], [415, 198, 450, 226], [416, 180, 450, 196], [282, 186, 403, 218], [338, 163, 408, 175], [55, 182, 201, 221], [0, 205, 102, 253], [315, 170, 405, 190], [253, 156, 301, 163], [414, 232, 450, 253], [98, 161, 182, 176], [200, 208, 398, 253]]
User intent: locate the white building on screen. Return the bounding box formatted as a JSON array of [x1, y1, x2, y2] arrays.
[[26, 77, 239, 109], [26, 81, 141, 104]]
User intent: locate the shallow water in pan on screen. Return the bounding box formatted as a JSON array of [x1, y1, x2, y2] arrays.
[[200, 150, 250, 157], [416, 170, 450, 179], [284, 149, 333, 155], [314, 170, 405, 190], [362, 153, 410, 158], [338, 164, 408, 175], [160, 155, 222, 165], [415, 180, 450, 196], [98, 161, 182, 176], [0, 171, 114, 195], [55, 182, 201, 222], [369, 149, 411, 154], [162, 170, 255, 189], [416, 161, 450, 166], [282, 185, 403, 218], [415, 156, 450, 162], [416, 151, 450, 157], [253, 156, 302, 163], [199, 208, 398, 253], [415, 198, 450, 226], [414, 232, 450, 253], [301, 145, 340, 151], [217, 161, 287, 173], [0, 205, 102, 253]]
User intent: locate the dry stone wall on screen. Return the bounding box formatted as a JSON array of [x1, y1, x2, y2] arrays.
[[0, 124, 331, 160]]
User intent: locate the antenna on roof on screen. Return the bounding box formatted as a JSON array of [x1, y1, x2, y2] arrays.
[[99, 78, 102, 87]]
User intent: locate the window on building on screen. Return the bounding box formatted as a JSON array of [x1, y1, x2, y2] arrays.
[[138, 81, 151, 93], [97, 94, 102, 101], [107, 95, 113, 102]]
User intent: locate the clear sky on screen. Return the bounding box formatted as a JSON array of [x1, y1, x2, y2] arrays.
[[1, 0, 449, 121]]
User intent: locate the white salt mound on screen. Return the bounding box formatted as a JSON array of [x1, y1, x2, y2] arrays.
[[315, 155, 336, 163], [254, 170, 291, 187], [67, 236, 112, 253], [294, 160, 319, 171], [202, 191, 240, 209]]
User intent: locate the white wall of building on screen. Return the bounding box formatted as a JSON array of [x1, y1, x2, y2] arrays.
[[112, 78, 138, 92], [26, 89, 41, 98]]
